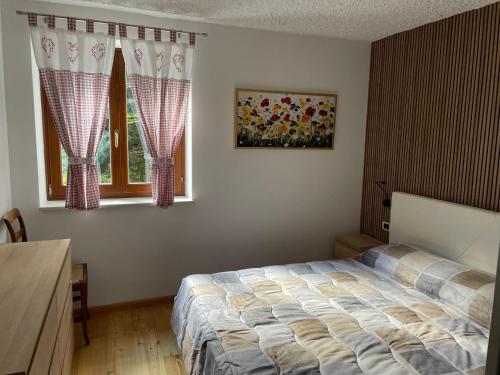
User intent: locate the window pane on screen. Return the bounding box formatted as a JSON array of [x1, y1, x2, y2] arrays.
[[62, 148, 68, 186], [126, 79, 150, 183], [61, 111, 111, 185], [98, 114, 112, 184]]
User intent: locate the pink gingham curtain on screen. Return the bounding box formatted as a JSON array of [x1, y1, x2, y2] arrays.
[[30, 24, 114, 210], [121, 32, 193, 208]]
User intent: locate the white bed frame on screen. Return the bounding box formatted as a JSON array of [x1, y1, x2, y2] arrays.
[[389, 192, 500, 275]]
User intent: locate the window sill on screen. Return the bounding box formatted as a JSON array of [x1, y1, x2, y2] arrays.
[[39, 196, 193, 210]]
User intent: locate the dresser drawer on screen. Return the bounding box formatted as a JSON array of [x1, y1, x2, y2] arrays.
[[334, 234, 384, 259], [30, 248, 72, 375], [48, 345, 60, 375], [335, 241, 364, 259], [56, 252, 71, 323], [29, 294, 58, 375], [61, 323, 74, 375], [57, 284, 73, 364], [48, 286, 72, 375]]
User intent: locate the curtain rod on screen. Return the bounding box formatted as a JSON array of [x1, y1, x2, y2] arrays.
[[16, 10, 208, 37]]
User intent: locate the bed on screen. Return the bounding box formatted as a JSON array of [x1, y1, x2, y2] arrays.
[[172, 193, 500, 374]]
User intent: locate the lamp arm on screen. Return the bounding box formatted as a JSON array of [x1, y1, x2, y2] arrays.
[[375, 181, 391, 208]]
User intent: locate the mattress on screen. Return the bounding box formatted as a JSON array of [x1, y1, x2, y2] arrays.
[[172, 247, 491, 374]]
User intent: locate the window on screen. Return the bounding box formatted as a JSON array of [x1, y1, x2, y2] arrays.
[[41, 49, 185, 200]]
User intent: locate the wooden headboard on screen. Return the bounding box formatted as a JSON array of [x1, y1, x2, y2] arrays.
[[389, 192, 500, 275]]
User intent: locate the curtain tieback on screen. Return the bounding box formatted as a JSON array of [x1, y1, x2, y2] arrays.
[[68, 157, 96, 165], [152, 157, 174, 166]]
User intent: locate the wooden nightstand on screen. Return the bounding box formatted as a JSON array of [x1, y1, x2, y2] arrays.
[[334, 233, 384, 259]]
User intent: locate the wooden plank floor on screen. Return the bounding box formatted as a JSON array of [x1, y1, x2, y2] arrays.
[[71, 303, 187, 375]]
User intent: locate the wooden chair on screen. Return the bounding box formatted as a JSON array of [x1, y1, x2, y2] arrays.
[[2, 208, 27, 243], [2, 208, 90, 345], [72, 263, 90, 345]]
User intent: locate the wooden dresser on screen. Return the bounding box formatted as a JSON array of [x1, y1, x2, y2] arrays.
[[334, 233, 384, 259], [0, 240, 73, 375]]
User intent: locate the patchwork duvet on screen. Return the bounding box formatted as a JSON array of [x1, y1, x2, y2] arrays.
[[172, 243, 494, 374]]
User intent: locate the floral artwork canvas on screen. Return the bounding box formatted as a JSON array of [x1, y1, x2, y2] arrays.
[[235, 89, 337, 149]]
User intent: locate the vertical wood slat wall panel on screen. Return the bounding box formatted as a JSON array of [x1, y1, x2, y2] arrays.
[[361, 3, 500, 242]]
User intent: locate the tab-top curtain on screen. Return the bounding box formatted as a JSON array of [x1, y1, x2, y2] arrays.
[[30, 23, 115, 210], [120, 33, 193, 208]]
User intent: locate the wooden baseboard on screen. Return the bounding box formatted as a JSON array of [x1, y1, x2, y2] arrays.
[[88, 295, 175, 315]]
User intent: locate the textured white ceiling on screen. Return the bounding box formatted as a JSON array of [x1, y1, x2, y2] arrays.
[[38, 0, 498, 41]]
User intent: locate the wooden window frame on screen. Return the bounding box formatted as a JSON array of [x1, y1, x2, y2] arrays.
[[42, 49, 185, 201]]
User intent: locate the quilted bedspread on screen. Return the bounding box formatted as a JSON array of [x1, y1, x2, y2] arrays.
[[172, 254, 490, 374]]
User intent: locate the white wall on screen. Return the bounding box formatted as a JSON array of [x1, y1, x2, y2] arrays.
[[0, 3, 11, 244], [1, 0, 371, 306]]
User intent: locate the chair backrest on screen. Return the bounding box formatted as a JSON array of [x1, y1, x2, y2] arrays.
[[3, 208, 27, 243]]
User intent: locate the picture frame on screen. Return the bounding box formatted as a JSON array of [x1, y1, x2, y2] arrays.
[[234, 88, 337, 149]]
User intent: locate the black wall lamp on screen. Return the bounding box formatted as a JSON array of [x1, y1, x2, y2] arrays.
[[375, 181, 391, 208]]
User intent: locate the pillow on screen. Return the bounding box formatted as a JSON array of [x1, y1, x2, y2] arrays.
[[360, 243, 495, 329]]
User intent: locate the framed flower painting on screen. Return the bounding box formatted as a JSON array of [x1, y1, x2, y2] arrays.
[[235, 89, 337, 149]]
